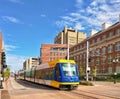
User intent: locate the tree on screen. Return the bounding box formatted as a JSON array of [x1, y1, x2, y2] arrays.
[[79, 67, 84, 75], [93, 68, 97, 77], [4, 68, 10, 77]]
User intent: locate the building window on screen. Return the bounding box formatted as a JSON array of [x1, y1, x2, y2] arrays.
[[91, 59, 94, 66], [77, 46, 79, 50], [74, 47, 77, 51], [108, 56, 113, 64], [50, 58, 52, 61], [83, 61, 85, 66], [97, 38, 100, 42], [102, 47, 106, 55], [108, 45, 113, 53], [116, 66, 120, 73], [96, 58, 100, 65], [80, 54, 82, 59], [79, 45, 82, 49], [116, 29, 120, 35], [115, 43, 120, 51], [90, 50, 95, 56], [116, 54, 120, 63], [76, 56, 79, 60], [108, 32, 113, 37], [108, 67, 112, 74], [80, 62, 82, 66], [102, 35, 106, 40], [60, 52, 62, 57], [96, 49, 100, 56], [83, 53, 86, 59], [101, 58, 106, 64], [74, 56, 76, 60], [92, 39, 95, 44]]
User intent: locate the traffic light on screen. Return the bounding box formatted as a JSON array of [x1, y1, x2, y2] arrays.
[[88, 58, 91, 62], [3, 65, 7, 68], [1, 52, 7, 68]]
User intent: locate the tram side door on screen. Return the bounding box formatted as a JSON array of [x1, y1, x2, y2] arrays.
[[55, 65, 61, 81]]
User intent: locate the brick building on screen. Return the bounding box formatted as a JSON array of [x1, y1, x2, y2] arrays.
[[40, 44, 67, 64], [70, 16, 120, 78]]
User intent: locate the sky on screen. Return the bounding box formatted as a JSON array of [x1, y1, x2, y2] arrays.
[[0, 0, 120, 72]]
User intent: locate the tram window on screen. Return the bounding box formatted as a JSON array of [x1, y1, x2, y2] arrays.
[[62, 63, 77, 76], [55, 66, 60, 76]]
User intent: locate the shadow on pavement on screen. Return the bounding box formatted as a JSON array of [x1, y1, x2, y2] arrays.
[[14, 79, 58, 91]]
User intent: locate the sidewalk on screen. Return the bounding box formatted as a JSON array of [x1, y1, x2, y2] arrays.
[[91, 81, 120, 87], [0, 78, 10, 99]]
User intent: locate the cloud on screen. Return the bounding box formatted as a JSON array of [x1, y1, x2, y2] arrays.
[[56, 0, 120, 31], [40, 14, 46, 17], [74, 23, 85, 30], [8, 0, 24, 4], [5, 44, 28, 72], [7, 54, 28, 72], [2, 16, 20, 24], [5, 44, 17, 52], [75, 0, 83, 8], [56, 20, 71, 28]]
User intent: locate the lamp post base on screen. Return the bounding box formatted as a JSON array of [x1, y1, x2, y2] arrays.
[[0, 80, 3, 89], [0, 85, 3, 89], [114, 80, 116, 84]]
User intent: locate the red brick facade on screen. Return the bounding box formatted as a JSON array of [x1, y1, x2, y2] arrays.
[[70, 22, 120, 77], [40, 44, 67, 64]]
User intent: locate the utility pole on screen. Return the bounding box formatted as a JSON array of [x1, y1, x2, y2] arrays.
[[67, 37, 69, 60], [86, 41, 89, 81]]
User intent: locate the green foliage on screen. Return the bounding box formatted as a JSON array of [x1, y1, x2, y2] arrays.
[[79, 81, 93, 86], [4, 68, 10, 77], [79, 67, 84, 75], [93, 68, 97, 77], [113, 73, 120, 79]]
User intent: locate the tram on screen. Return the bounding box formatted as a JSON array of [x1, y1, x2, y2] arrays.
[[19, 59, 80, 90]]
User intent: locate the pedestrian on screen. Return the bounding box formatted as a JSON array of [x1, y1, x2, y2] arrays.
[[5, 76, 9, 89], [14, 74, 17, 80]]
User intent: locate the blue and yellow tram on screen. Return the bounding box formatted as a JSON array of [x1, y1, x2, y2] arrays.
[[19, 59, 80, 90]]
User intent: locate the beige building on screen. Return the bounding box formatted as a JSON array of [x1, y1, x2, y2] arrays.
[[54, 27, 86, 45], [23, 57, 39, 70], [70, 16, 120, 78]]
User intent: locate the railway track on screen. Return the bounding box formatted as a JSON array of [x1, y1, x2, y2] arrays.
[[61, 90, 98, 99], [62, 89, 120, 99], [18, 80, 120, 99]]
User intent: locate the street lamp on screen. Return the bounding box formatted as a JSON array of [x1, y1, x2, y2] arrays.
[[113, 58, 119, 63], [0, 73, 3, 89], [114, 72, 117, 84], [86, 41, 89, 81], [113, 58, 118, 84]]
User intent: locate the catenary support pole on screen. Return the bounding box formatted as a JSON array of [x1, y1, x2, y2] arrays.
[[86, 41, 89, 81]]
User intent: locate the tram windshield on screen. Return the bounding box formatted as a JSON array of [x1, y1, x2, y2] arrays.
[[61, 63, 77, 76]]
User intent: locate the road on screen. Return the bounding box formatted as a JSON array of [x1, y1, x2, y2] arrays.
[[1, 77, 120, 99]]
